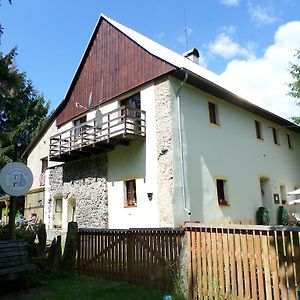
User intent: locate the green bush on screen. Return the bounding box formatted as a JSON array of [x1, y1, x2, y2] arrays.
[[0, 225, 9, 240], [277, 205, 290, 226], [256, 207, 270, 225]]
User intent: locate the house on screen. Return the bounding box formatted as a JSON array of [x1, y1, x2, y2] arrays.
[[23, 14, 300, 236]]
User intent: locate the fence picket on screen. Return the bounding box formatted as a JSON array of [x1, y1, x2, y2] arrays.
[[240, 230, 250, 299], [222, 228, 231, 298], [216, 228, 225, 297], [247, 230, 257, 300], [235, 230, 244, 298], [77, 224, 299, 299], [286, 231, 296, 300], [269, 232, 280, 300]]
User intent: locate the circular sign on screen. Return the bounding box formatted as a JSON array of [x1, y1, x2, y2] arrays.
[[0, 162, 33, 196]]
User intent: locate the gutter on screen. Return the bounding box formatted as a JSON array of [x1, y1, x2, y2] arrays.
[[173, 68, 300, 133]]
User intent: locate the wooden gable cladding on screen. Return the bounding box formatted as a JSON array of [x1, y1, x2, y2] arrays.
[[57, 18, 176, 126]]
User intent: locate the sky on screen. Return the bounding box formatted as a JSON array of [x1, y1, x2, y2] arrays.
[[0, 0, 300, 121]]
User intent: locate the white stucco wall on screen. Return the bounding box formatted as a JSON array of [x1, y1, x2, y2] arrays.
[[107, 84, 160, 228], [170, 77, 300, 225], [26, 120, 62, 190]]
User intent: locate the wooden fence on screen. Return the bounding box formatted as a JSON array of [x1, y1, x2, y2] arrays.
[[185, 223, 300, 300], [77, 228, 184, 291], [76, 224, 300, 299]]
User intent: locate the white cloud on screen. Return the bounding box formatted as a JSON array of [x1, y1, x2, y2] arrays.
[[197, 49, 207, 68], [219, 25, 236, 34], [219, 21, 300, 120], [156, 32, 165, 39], [208, 33, 255, 59], [219, 0, 239, 6], [248, 4, 277, 26]]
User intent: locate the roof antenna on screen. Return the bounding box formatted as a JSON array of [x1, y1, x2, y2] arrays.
[[75, 91, 94, 110], [184, 8, 189, 51]]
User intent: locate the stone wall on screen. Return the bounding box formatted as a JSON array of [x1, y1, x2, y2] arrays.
[[49, 153, 108, 228], [154, 78, 175, 226]]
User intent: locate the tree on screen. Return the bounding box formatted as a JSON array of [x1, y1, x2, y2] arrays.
[[0, 48, 50, 168], [288, 49, 300, 124], [0, 0, 12, 41]]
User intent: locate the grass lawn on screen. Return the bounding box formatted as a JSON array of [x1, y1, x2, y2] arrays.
[[3, 275, 169, 300]]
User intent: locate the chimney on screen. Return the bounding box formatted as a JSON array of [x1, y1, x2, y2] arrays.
[[183, 48, 200, 64]]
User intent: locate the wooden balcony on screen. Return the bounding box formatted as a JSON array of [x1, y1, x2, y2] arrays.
[[49, 106, 146, 162]]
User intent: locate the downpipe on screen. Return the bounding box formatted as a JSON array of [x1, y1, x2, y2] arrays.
[[176, 70, 191, 216]]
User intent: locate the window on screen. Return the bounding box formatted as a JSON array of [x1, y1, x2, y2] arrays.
[[73, 116, 86, 138], [272, 127, 279, 145], [121, 93, 141, 111], [41, 157, 48, 173], [255, 120, 263, 140], [55, 199, 63, 213], [124, 179, 137, 207], [120, 93, 141, 120], [208, 102, 219, 125], [287, 133, 292, 149], [280, 185, 287, 204], [216, 179, 228, 206], [39, 157, 48, 186]]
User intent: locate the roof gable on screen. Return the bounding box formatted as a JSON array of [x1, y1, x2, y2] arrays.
[[57, 17, 176, 126]]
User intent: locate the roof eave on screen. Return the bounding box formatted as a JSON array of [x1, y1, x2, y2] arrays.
[[173, 68, 300, 133]]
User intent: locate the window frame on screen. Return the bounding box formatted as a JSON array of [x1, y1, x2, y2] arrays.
[[208, 101, 219, 126], [55, 198, 63, 213], [124, 179, 137, 207], [39, 157, 48, 186], [279, 185, 287, 204], [254, 120, 263, 140], [287, 133, 293, 149], [73, 115, 87, 138], [216, 178, 229, 206], [272, 127, 280, 145], [41, 157, 48, 174]]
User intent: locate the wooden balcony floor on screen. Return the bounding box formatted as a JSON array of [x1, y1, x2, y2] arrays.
[[50, 133, 144, 162]]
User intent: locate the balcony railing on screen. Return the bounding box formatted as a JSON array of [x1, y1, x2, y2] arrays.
[[49, 106, 146, 162]]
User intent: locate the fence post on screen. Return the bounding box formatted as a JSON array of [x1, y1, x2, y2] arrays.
[[127, 230, 134, 283], [62, 221, 78, 274], [179, 227, 191, 299]]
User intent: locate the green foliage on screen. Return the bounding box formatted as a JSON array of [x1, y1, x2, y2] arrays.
[[0, 1, 12, 41], [256, 206, 270, 225], [288, 49, 300, 124], [15, 227, 36, 243], [0, 47, 49, 191], [288, 49, 300, 99], [277, 205, 290, 226], [36, 221, 47, 256]]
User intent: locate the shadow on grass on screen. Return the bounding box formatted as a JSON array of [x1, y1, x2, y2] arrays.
[[2, 275, 167, 300]]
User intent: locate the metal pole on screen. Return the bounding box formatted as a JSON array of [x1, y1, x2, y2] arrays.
[[8, 195, 16, 240]]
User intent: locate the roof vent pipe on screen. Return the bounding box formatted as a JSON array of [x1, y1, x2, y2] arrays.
[[183, 48, 200, 64]]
